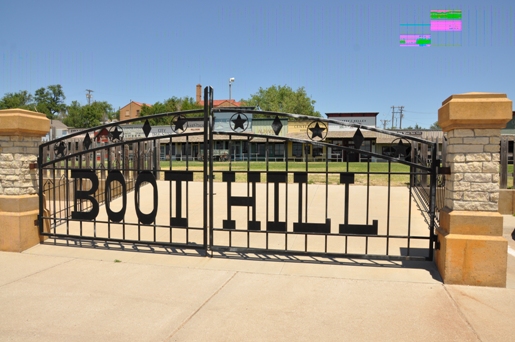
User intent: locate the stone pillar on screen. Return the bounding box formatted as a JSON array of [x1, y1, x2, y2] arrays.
[[437, 92, 512, 287], [0, 109, 50, 252]]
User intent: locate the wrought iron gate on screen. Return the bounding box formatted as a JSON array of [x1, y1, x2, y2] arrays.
[[38, 87, 441, 261]]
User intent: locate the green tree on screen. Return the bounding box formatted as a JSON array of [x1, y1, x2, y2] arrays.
[[0, 90, 35, 110], [242, 85, 321, 117], [64, 101, 115, 128], [429, 121, 441, 130], [139, 96, 203, 125], [34, 84, 66, 119]]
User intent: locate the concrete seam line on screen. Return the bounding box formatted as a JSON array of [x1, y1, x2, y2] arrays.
[[165, 271, 238, 341], [442, 285, 483, 342], [0, 257, 75, 289]]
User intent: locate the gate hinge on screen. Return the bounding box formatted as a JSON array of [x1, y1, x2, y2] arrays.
[[434, 237, 441, 250], [437, 167, 450, 175]]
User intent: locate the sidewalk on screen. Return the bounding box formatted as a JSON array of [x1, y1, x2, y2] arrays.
[[1, 226, 515, 341]]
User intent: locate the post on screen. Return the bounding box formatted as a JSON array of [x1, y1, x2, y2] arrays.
[[436, 92, 512, 287], [0, 109, 50, 252]]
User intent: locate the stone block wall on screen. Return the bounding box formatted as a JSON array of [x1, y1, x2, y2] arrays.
[[0, 136, 40, 195], [445, 128, 501, 212]]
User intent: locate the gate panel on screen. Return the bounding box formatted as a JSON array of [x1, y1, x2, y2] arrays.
[[38, 87, 439, 261], [38, 107, 209, 251], [207, 108, 439, 261]]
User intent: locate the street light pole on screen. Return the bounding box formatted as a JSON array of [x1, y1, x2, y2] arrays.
[[229, 77, 235, 101]]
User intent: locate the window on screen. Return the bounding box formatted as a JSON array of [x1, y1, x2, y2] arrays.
[[274, 144, 284, 156], [313, 146, 323, 157], [182, 144, 191, 155], [136, 110, 140, 117], [257, 143, 266, 157], [125, 110, 129, 117], [292, 143, 303, 157]]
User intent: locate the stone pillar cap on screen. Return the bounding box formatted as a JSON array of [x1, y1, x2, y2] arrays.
[[438, 92, 512, 132], [442, 92, 509, 105], [0, 109, 50, 137]]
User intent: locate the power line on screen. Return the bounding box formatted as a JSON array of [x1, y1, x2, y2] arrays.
[[403, 110, 434, 115]]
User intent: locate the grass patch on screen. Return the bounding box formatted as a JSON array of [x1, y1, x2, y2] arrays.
[[159, 161, 416, 186]]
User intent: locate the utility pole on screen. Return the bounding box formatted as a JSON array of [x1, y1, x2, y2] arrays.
[[86, 89, 94, 105], [229, 78, 235, 101], [391, 106, 404, 129], [380, 119, 390, 129], [391, 106, 395, 129], [399, 106, 404, 129]]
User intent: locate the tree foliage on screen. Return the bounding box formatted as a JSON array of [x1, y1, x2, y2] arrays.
[[429, 121, 441, 130], [139, 96, 203, 125], [63, 101, 115, 128], [34, 84, 67, 119], [0, 90, 35, 110], [243, 85, 321, 117]]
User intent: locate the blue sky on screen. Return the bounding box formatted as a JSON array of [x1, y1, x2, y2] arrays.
[[1, 0, 514, 128]]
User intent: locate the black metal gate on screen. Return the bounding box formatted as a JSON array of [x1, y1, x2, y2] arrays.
[[38, 87, 441, 261]]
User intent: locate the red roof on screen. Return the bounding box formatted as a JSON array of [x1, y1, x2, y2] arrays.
[[132, 101, 151, 107], [198, 99, 241, 107]]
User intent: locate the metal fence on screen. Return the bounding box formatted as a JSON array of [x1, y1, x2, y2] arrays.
[[500, 135, 514, 189], [38, 87, 441, 261]]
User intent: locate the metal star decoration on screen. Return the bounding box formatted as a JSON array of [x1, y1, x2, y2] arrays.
[[230, 113, 248, 132], [307, 121, 327, 141], [109, 126, 124, 142], [393, 140, 409, 159], [54, 141, 67, 158], [171, 115, 188, 133]]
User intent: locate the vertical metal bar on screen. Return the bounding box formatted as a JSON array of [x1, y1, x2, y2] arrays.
[[407, 167, 413, 256], [107, 146, 111, 239], [298, 180, 303, 223], [203, 87, 209, 252], [122, 143, 127, 241], [500, 136, 508, 189], [442, 134, 448, 168], [305, 145, 308, 223], [386, 160, 391, 256], [208, 87, 214, 251], [324, 143, 328, 253], [366, 158, 370, 224], [513, 141, 515, 189], [38, 144, 44, 236], [169, 136, 173, 244], [325, 143, 329, 220], [229, 137, 232, 171], [285, 142, 289, 252], [137, 141, 141, 241], [428, 143, 438, 261]]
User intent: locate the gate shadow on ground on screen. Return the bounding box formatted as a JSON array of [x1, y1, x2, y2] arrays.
[[210, 251, 442, 282], [42, 238, 442, 282]]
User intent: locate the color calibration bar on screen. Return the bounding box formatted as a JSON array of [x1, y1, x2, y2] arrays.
[[430, 10, 462, 31], [400, 35, 431, 47]]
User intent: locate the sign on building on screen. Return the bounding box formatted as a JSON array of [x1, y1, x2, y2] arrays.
[[328, 116, 377, 131]]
